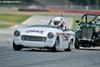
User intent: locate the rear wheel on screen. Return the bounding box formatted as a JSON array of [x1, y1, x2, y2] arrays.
[[65, 40, 73, 51], [13, 41, 22, 51]]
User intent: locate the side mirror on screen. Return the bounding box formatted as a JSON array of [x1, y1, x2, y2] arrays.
[[76, 20, 80, 23]]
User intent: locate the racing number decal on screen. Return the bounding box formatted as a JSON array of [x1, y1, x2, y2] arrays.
[[57, 33, 69, 41], [63, 33, 69, 41]]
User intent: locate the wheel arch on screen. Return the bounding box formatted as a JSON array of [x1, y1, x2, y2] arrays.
[[69, 37, 75, 45], [54, 35, 60, 46]]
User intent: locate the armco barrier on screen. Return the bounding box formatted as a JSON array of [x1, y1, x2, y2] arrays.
[[19, 8, 49, 12], [19, 8, 100, 14]]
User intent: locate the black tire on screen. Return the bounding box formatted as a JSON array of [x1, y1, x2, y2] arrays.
[[13, 41, 22, 51], [74, 42, 80, 49], [50, 37, 59, 52], [65, 40, 73, 51], [74, 39, 80, 49], [50, 46, 57, 52], [75, 45, 80, 49]]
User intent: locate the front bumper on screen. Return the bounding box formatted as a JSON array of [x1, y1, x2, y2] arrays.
[[13, 37, 55, 48], [78, 39, 93, 44]]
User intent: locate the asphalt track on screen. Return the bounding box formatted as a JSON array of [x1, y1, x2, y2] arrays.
[[0, 30, 100, 67], [0, 16, 100, 67], [0, 39, 100, 67]]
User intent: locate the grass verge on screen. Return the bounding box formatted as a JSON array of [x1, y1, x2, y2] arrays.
[[72, 18, 78, 30], [0, 14, 30, 28]]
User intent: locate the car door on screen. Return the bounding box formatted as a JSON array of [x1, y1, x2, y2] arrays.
[[59, 31, 69, 49]]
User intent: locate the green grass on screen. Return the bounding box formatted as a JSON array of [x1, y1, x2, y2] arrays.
[[0, 14, 30, 28], [0, 14, 30, 24], [0, 24, 9, 28], [72, 17, 78, 30]]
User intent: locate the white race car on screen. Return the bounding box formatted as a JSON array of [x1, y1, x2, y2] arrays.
[[13, 23, 75, 52]]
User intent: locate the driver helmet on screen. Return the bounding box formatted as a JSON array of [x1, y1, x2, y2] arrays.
[[53, 17, 62, 26]]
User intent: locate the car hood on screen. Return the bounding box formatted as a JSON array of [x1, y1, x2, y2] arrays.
[[17, 26, 61, 37]]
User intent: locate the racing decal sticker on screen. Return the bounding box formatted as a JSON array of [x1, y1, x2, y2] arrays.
[[26, 30, 44, 34], [57, 33, 69, 41], [63, 33, 69, 41]]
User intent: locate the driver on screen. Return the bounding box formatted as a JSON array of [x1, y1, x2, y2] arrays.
[[52, 17, 66, 29]]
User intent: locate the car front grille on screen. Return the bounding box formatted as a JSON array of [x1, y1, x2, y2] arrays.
[[21, 35, 47, 42], [81, 27, 93, 39]]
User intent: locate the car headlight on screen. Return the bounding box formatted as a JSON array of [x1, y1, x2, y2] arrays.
[[14, 30, 20, 36], [48, 32, 54, 39]]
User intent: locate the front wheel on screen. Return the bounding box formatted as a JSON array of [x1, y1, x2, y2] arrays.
[[74, 39, 80, 49], [50, 37, 59, 52], [75, 45, 80, 49], [13, 41, 22, 51]]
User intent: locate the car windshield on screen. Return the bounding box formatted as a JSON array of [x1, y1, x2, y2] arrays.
[[28, 25, 61, 29], [81, 14, 97, 23]]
